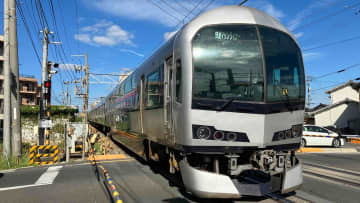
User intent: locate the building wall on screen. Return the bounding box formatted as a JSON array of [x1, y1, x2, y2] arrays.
[[330, 86, 360, 104], [315, 103, 360, 129]]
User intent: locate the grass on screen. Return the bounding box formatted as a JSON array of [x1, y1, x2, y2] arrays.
[[0, 143, 31, 170]]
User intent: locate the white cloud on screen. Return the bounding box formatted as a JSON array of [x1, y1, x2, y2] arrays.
[[294, 32, 304, 38], [74, 34, 91, 44], [164, 30, 178, 41], [287, 0, 338, 31], [86, 0, 219, 27], [262, 4, 285, 19], [303, 52, 321, 61], [247, 0, 285, 20], [119, 49, 144, 57], [74, 20, 134, 47]]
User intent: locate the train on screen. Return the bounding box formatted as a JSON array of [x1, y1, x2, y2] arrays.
[[88, 5, 306, 198]]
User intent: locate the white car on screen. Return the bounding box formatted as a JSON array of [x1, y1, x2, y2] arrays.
[[301, 125, 344, 148]]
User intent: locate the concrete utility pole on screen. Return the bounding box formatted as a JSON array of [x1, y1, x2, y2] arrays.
[[83, 53, 89, 160], [9, 0, 21, 157], [3, 0, 11, 156], [71, 53, 89, 160], [306, 76, 312, 108], [38, 28, 50, 145], [64, 81, 70, 105]]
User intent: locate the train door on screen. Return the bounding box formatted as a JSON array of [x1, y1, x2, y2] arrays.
[[139, 75, 145, 134], [164, 56, 174, 145]]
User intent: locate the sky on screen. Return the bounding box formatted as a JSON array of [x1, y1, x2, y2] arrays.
[[3, 0, 360, 109]]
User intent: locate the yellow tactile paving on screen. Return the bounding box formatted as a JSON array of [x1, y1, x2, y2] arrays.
[[88, 154, 128, 161], [350, 138, 360, 145], [297, 148, 323, 153]]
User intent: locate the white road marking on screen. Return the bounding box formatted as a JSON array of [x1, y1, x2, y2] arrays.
[[0, 166, 63, 192], [0, 183, 48, 191], [35, 166, 63, 185]]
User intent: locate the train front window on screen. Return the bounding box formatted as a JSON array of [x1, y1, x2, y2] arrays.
[[192, 25, 264, 102], [259, 27, 305, 102]]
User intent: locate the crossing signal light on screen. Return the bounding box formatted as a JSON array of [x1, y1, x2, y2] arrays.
[[45, 81, 51, 88]]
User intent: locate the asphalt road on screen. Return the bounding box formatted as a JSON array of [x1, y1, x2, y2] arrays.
[[1, 147, 360, 203], [297, 153, 360, 203]]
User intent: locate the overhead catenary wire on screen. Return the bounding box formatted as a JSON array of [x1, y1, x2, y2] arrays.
[[158, 0, 187, 17], [312, 63, 360, 80], [292, 1, 360, 31], [310, 77, 360, 92], [147, 0, 182, 22], [303, 35, 360, 52]]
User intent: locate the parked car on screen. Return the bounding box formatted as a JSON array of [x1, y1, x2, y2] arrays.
[[302, 125, 344, 148]]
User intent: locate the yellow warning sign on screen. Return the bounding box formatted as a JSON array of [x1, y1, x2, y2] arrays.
[[282, 88, 288, 96]]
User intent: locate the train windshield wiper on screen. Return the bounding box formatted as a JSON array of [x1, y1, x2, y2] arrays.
[[216, 97, 241, 111], [195, 102, 215, 109], [282, 95, 293, 111]]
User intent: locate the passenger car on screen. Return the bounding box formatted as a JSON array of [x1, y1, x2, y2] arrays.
[[302, 125, 344, 147]]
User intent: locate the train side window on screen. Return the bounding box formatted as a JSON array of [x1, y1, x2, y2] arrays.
[[146, 70, 161, 108], [175, 59, 182, 103], [124, 77, 132, 94], [132, 74, 136, 90]]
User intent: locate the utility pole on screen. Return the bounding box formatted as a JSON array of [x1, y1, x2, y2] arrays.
[[39, 28, 50, 145], [306, 76, 312, 108], [64, 81, 70, 105], [9, 0, 21, 158], [83, 53, 89, 160], [71, 53, 89, 160], [38, 28, 59, 145], [3, 0, 11, 156]]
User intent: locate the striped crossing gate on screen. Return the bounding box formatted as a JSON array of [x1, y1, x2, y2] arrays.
[[303, 134, 337, 138], [29, 145, 59, 165]]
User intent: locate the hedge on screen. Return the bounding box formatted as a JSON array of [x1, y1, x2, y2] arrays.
[[21, 105, 78, 115]]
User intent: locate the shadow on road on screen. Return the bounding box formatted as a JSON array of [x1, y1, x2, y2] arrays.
[[0, 173, 3, 178], [109, 136, 271, 203]]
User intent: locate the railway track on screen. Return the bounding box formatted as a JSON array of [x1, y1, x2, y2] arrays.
[[302, 162, 360, 189], [108, 132, 313, 203], [99, 130, 360, 203]]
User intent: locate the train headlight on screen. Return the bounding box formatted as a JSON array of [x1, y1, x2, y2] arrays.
[[278, 131, 285, 140], [213, 131, 224, 140], [196, 126, 211, 140], [285, 129, 292, 139], [291, 124, 303, 138], [226, 132, 237, 141]]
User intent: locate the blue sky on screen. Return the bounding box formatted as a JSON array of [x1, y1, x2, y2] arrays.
[[5, 0, 360, 109]]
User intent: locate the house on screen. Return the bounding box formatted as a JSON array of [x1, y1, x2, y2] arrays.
[[304, 103, 328, 124], [311, 80, 360, 131]]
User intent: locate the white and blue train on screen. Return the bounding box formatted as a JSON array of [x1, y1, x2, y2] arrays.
[[88, 5, 306, 198]]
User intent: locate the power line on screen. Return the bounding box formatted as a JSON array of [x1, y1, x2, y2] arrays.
[[147, 0, 182, 22], [293, 1, 360, 31], [16, 2, 42, 66], [303, 35, 360, 52], [310, 77, 360, 92], [158, 0, 186, 17], [312, 63, 360, 80]]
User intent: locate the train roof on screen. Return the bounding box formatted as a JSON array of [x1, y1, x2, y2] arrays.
[[182, 5, 296, 44]]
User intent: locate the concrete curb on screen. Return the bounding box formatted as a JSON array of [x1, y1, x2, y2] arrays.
[[297, 147, 359, 153]]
